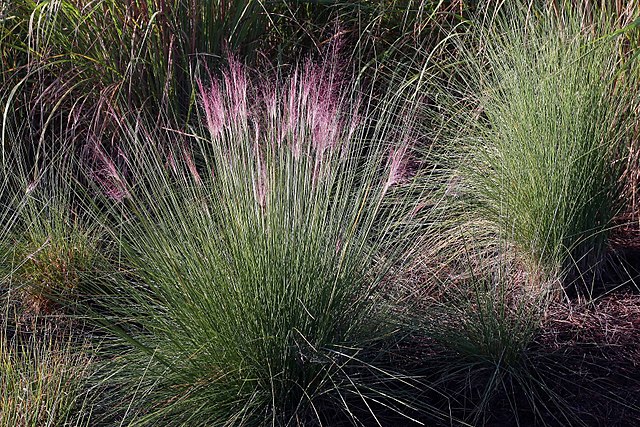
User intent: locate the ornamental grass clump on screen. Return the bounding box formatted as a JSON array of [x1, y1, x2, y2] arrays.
[[95, 55, 425, 425], [432, 5, 639, 289]]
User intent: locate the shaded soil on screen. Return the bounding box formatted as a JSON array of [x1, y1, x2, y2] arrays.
[[528, 294, 640, 427]]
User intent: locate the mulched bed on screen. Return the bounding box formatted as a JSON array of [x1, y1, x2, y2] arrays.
[[529, 294, 640, 427]]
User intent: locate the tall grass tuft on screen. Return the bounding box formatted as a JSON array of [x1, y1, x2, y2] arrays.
[[92, 54, 427, 425], [426, 4, 639, 289]]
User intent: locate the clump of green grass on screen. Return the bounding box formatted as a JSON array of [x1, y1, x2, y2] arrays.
[[397, 5, 640, 424], [429, 269, 542, 367], [90, 54, 427, 425], [427, 4, 639, 289]]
